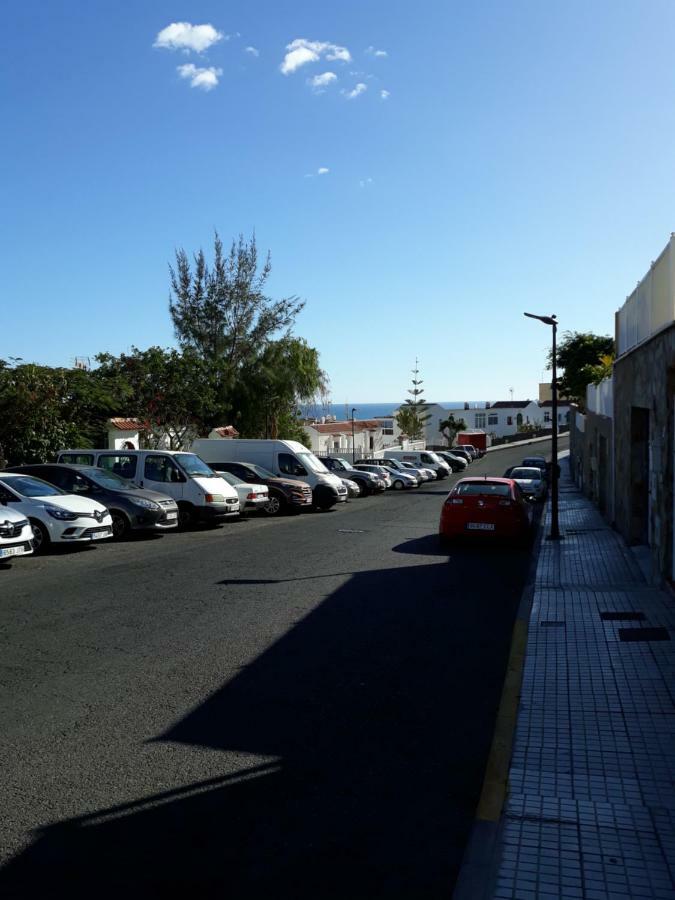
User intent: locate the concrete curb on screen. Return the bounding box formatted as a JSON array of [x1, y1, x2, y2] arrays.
[[451, 499, 547, 899], [485, 433, 569, 453]]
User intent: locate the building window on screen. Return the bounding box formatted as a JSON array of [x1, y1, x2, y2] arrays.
[[475, 413, 486, 428], [544, 411, 551, 423], [488, 413, 498, 426], [507, 416, 513, 426]]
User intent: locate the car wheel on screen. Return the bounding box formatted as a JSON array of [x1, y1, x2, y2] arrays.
[[29, 518, 50, 554], [177, 503, 197, 530], [393, 479, 404, 490], [263, 492, 285, 516], [111, 511, 131, 540]]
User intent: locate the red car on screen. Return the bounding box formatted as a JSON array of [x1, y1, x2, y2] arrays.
[[439, 477, 532, 544]]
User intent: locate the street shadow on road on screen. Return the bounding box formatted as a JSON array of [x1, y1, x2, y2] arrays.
[[0, 551, 531, 900]]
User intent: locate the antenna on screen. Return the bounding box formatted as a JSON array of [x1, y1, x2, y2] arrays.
[[509, 387, 514, 402]]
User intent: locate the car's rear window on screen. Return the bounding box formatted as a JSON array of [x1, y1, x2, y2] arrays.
[[455, 482, 511, 497], [510, 468, 543, 479]]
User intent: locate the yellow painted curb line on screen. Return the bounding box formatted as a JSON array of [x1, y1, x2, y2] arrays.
[[475, 618, 529, 822]]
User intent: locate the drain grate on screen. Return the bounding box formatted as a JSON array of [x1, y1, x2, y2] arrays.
[[338, 529, 366, 534], [540, 621, 566, 628], [601, 611, 646, 622], [619, 627, 670, 642]]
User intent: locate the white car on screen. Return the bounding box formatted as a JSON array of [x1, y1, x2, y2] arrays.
[[0, 473, 113, 553], [217, 471, 269, 514], [0, 503, 34, 560], [506, 467, 547, 502]]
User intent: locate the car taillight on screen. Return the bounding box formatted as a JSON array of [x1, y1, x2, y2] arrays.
[[247, 492, 257, 500], [205, 493, 225, 503]]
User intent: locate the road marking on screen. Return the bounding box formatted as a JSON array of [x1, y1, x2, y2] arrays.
[[475, 617, 528, 822]]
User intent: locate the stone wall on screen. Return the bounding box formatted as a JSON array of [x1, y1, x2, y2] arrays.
[[613, 322, 675, 583]]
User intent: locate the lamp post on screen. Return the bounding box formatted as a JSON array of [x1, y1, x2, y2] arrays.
[[351, 408, 357, 464], [524, 312, 561, 540]]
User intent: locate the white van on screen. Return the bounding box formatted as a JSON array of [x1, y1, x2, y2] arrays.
[[383, 449, 451, 480], [56, 450, 240, 527], [192, 439, 348, 510]]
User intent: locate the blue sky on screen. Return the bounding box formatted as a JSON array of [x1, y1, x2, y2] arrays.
[[3, 1, 675, 404]]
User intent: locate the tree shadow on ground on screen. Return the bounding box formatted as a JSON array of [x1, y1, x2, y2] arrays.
[[0, 550, 531, 900]]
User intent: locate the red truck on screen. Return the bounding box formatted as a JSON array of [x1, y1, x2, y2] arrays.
[[457, 431, 490, 457]]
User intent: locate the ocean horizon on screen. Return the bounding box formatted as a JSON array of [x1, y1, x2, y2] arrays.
[[300, 401, 489, 420]]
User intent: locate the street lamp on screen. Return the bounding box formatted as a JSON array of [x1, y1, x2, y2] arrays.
[[351, 408, 357, 463], [524, 312, 561, 540]]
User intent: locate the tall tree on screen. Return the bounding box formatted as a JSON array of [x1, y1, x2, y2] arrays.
[[229, 337, 329, 439], [0, 360, 119, 464], [395, 360, 432, 441], [439, 414, 467, 447], [547, 331, 614, 408], [169, 232, 304, 366], [95, 347, 226, 449]]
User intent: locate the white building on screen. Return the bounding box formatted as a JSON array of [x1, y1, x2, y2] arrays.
[[391, 402, 456, 447], [461, 401, 542, 439], [304, 420, 387, 458]]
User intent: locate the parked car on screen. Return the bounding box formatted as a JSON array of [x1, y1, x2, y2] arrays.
[[0, 504, 34, 560], [216, 470, 270, 514], [356, 457, 426, 485], [435, 450, 468, 473], [209, 461, 313, 516], [6, 464, 179, 539], [521, 456, 550, 480], [192, 439, 347, 510], [0, 472, 113, 553], [341, 477, 361, 499], [352, 463, 393, 489], [322, 457, 385, 495], [56, 449, 239, 527], [439, 477, 532, 544], [399, 461, 436, 481], [383, 449, 450, 479], [449, 447, 473, 465], [502, 466, 547, 501], [460, 444, 479, 460], [355, 458, 419, 489]]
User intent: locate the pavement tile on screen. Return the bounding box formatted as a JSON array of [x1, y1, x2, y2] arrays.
[[484, 458, 675, 900]]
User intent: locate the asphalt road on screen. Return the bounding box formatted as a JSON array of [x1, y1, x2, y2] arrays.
[[0, 435, 567, 899]]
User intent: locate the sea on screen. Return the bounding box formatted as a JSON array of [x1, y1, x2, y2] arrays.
[[300, 401, 488, 420]]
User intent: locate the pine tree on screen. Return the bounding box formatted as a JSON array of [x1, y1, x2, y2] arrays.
[[395, 359, 432, 441]]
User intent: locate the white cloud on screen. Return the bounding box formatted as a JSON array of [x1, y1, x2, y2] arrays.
[[308, 71, 337, 92], [245, 46, 259, 57], [317, 167, 330, 175], [359, 177, 374, 188], [380, 89, 390, 100], [177, 63, 222, 91], [280, 38, 351, 75], [342, 82, 367, 100], [155, 22, 224, 53], [366, 46, 388, 57]]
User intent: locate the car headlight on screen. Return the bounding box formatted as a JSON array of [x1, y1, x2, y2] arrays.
[[129, 497, 160, 510], [45, 505, 79, 521]]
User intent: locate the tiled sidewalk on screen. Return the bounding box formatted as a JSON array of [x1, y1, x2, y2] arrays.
[[489, 458, 675, 900]]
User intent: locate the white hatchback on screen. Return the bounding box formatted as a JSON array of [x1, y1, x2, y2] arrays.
[[0, 473, 113, 553], [217, 471, 270, 514], [0, 504, 34, 560]]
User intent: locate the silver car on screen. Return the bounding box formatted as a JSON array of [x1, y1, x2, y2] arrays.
[[507, 467, 547, 501]]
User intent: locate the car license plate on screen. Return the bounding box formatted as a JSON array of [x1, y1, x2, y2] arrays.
[[166, 512, 178, 520], [466, 522, 495, 531], [0, 546, 25, 558], [89, 529, 110, 540]]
